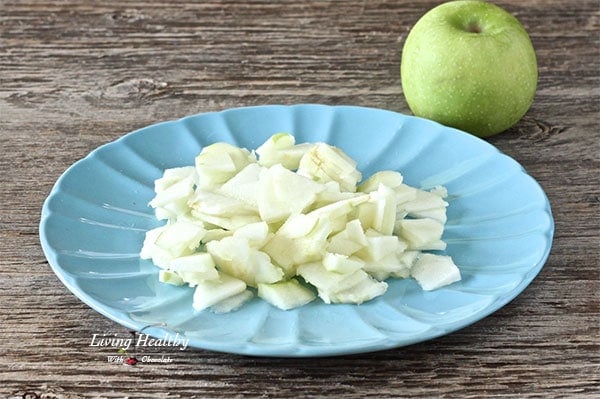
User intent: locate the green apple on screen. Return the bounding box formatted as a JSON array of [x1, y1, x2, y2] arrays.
[[400, 0, 538, 137]]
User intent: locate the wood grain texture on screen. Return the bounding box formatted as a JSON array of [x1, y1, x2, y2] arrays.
[[1, 0, 598, 397]]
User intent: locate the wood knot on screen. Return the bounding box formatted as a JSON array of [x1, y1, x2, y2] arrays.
[[103, 78, 168, 99], [107, 9, 146, 23], [11, 385, 76, 399], [513, 116, 567, 142], [85, 78, 168, 108]]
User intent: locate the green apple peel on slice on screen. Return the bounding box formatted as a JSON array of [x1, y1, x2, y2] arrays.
[[257, 279, 316, 310], [158, 270, 185, 286]]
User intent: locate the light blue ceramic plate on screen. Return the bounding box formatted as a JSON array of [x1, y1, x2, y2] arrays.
[[40, 104, 554, 357]]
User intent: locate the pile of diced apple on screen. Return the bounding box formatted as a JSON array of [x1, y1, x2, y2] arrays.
[[140, 133, 460, 312]]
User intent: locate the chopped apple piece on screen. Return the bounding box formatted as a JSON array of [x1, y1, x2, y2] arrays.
[[219, 163, 265, 207], [169, 253, 219, 282], [395, 218, 445, 250], [297, 143, 361, 192], [296, 262, 370, 298], [408, 207, 448, 224], [206, 236, 284, 287], [154, 221, 205, 257], [362, 250, 411, 281], [297, 262, 387, 304], [192, 273, 247, 311], [393, 183, 419, 206], [312, 181, 360, 208], [140, 225, 167, 260], [326, 234, 364, 256], [356, 200, 376, 231], [400, 189, 449, 223], [262, 213, 332, 273], [150, 175, 195, 208], [201, 228, 233, 243], [358, 170, 404, 193], [195, 142, 256, 190], [411, 254, 461, 291], [257, 278, 316, 310], [142, 135, 460, 312], [152, 167, 197, 220], [188, 189, 258, 217], [154, 166, 197, 192], [232, 221, 271, 248], [344, 219, 368, 244], [257, 164, 325, 223], [154, 199, 191, 221], [140, 225, 176, 269], [158, 270, 185, 286], [322, 252, 365, 274], [391, 250, 420, 278], [190, 211, 262, 231], [256, 133, 313, 170], [429, 185, 448, 198], [326, 219, 367, 256], [368, 184, 398, 235], [325, 276, 388, 304], [210, 289, 254, 314], [355, 230, 407, 262], [307, 194, 368, 221]]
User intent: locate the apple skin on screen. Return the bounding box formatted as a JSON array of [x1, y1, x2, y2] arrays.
[[400, 0, 538, 137]]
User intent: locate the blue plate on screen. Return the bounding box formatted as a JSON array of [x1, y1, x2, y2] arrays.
[[39, 104, 554, 357]]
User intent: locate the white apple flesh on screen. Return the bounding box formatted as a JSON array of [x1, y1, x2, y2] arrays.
[[142, 134, 462, 312]]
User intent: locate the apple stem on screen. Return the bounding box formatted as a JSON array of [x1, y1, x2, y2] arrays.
[[466, 21, 482, 34]]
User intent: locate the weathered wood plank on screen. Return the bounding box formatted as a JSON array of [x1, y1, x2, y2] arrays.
[[1, 0, 598, 397]]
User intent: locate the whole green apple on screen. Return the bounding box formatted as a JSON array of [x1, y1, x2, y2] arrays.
[[400, 0, 538, 137]]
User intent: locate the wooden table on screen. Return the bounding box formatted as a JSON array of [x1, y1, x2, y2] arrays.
[[1, 1, 598, 397]]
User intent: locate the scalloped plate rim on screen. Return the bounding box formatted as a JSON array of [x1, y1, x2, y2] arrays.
[[39, 104, 554, 357]]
